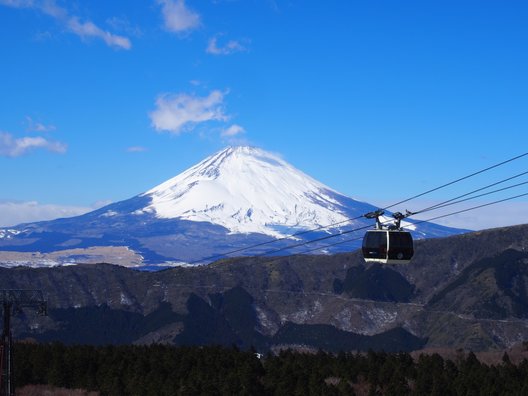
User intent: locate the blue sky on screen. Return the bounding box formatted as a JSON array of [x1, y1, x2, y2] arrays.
[[1, 0, 527, 229]]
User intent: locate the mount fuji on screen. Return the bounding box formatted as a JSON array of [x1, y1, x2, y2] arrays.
[[0, 146, 465, 269]]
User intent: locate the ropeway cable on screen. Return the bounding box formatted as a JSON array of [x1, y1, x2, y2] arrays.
[[196, 175, 528, 262], [296, 191, 528, 256], [258, 185, 528, 257], [189, 152, 528, 263], [380, 152, 528, 209], [187, 213, 365, 264], [188, 215, 367, 264], [410, 170, 528, 215], [413, 180, 528, 215]]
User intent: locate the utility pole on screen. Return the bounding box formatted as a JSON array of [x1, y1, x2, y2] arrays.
[[0, 290, 47, 396]]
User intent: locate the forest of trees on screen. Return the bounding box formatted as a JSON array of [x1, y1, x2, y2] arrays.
[[12, 342, 528, 395]]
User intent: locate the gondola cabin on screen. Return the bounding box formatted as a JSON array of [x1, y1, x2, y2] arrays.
[[362, 229, 414, 264]]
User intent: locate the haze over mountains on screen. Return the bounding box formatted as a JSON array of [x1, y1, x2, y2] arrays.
[[0, 146, 464, 269]]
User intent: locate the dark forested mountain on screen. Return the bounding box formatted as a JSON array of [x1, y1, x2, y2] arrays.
[[1, 224, 528, 353]]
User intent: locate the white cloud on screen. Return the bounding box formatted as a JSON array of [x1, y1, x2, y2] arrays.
[[206, 36, 248, 55], [0, 132, 67, 157], [25, 116, 56, 132], [157, 0, 201, 33], [106, 16, 143, 38], [222, 124, 245, 137], [67, 17, 131, 49], [149, 90, 229, 134], [0, 0, 131, 49], [127, 146, 147, 153], [0, 201, 92, 227]]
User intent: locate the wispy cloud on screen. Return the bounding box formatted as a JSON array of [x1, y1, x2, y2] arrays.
[[149, 90, 229, 134], [0, 0, 32, 6], [0, 0, 131, 49], [267, 0, 280, 13], [0, 200, 92, 227], [25, 116, 56, 132], [106, 16, 143, 38], [127, 146, 148, 153], [67, 17, 131, 49], [0, 132, 67, 157], [221, 124, 245, 137], [206, 36, 248, 55], [157, 0, 201, 34]]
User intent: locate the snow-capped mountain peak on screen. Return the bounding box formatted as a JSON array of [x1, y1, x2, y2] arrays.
[[0, 145, 466, 267], [140, 146, 357, 237]]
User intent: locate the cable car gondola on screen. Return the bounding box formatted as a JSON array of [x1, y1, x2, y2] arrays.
[[362, 210, 414, 264]]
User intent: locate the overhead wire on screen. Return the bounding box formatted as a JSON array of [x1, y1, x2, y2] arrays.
[[261, 179, 528, 257], [187, 214, 367, 264], [227, 175, 528, 259], [380, 151, 528, 209], [298, 191, 528, 255], [411, 170, 528, 215], [257, 209, 410, 257], [414, 180, 528, 215], [189, 151, 528, 263], [253, 223, 372, 257]]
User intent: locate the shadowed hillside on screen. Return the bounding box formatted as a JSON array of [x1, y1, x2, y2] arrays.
[[1, 224, 528, 352]]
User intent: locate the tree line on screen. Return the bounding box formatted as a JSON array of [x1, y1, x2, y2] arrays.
[[13, 343, 528, 395]]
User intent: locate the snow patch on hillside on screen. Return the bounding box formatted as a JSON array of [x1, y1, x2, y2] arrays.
[[0, 229, 21, 239]]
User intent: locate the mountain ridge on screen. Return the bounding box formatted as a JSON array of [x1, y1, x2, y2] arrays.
[[2, 223, 528, 352]]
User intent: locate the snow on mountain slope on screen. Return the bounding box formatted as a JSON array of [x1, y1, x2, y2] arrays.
[[0, 229, 21, 239], [139, 146, 365, 237]]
